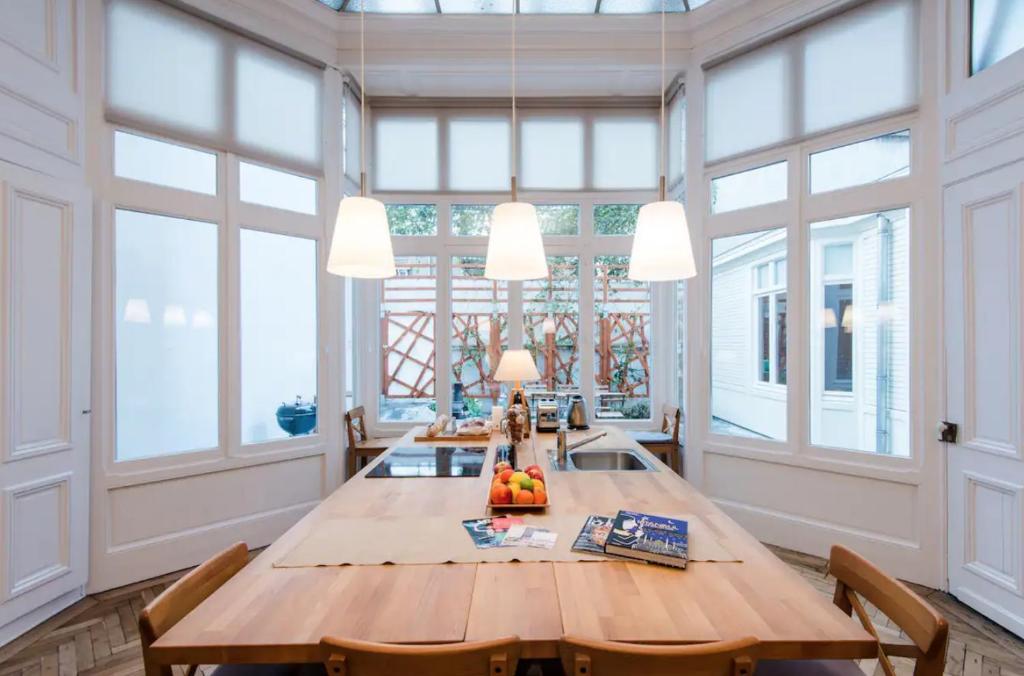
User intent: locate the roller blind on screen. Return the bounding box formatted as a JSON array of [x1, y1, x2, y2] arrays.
[[106, 0, 324, 174], [705, 0, 918, 163]]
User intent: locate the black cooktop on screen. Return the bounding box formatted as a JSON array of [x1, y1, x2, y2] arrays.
[[366, 446, 487, 478]]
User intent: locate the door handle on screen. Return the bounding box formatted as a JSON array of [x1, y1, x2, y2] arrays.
[[938, 421, 958, 443]]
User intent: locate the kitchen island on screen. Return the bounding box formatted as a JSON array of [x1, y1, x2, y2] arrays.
[[148, 426, 874, 667]]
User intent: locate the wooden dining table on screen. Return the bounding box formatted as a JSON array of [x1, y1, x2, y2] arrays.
[[149, 426, 875, 666]]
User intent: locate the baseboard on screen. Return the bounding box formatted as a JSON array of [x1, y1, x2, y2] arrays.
[[0, 587, 87, 656]]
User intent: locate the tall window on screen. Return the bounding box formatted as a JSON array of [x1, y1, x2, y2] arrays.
[[380, 257, 437, 422], [451, 256, 509, 418], [810, 209, 910, 456], [710, 228, 788, 441], [971, 0, 1024, 74], [523, 257, 581, 393], [594, 256, 652, 420]]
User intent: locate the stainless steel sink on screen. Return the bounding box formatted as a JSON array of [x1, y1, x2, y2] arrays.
[[548, 448, 656, 472]]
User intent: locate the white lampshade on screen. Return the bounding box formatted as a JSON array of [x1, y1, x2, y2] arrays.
[[628, 201, 697, 281], [494, 349, 541, 383], [326, 196, 396, 279], [485, 202, 548, 281]]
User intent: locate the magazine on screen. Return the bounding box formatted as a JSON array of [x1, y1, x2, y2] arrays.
[[571, 515, 615, 554]]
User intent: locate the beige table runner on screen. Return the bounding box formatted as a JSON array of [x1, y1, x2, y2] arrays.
[[273, 512, 740, 567]]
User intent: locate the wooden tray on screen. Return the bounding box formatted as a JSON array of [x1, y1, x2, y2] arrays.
[[487, 478, 550, 511]]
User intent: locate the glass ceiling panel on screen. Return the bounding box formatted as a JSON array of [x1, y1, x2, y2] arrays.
[[324, 0, 695, 12]]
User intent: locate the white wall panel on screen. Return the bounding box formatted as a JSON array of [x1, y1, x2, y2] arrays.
[[3, 475, 71, 600]]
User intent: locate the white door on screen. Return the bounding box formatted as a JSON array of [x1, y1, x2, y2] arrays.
[[0, 162, 92, 646], [945, 160, 1024, 638]]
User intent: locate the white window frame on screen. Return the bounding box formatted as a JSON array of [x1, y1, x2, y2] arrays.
[[751, 255, 787, 390]]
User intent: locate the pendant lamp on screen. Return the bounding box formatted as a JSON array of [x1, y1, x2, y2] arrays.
[[628, 1, 697, 282], [326, 2, 396, 279], [485, 4, 548, 281]]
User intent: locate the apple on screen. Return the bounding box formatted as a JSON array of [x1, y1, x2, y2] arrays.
[[526, 467, 544, 481], [498, 468, 514, 484], [493, 461, 512, 475], [490, 483, 512, 505], [519, 476, 535, 492], [524, 464, 542, 474]]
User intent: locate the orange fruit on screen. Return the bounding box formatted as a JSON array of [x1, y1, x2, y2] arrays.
[[531, 479, 545, 493], [498, 468, 514, 484], [533, 487, 547, 505], [490, 483, 512, 505], [515, 489, 535, 505]]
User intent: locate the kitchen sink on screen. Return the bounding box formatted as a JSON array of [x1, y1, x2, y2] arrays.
[[548, 448, 657, 472]]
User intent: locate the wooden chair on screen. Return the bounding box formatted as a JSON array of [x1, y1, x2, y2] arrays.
[[344, 406, 401, 480], [559, 635, 759, 676], [627, 404, 682, 474], [320, 635, 520, 676], [756, 545, 949, 676], [140, 542, 305, 676]]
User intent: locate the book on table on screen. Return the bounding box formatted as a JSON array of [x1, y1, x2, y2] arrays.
[[604, 510, 688, 569]]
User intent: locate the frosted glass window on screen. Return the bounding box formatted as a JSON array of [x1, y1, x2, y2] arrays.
[[705, 44, 792, 161], [449, 118, 511, 191], [668, 94, 686, 185], [375, 116, 439, 191], [114, 131, 216, 195], [439, 0, 513, 12], [711, 161, 788, 214], [107, 0, 223, 138], [711, 228, 788, 441], [115, 210, 218, 461], [972, 0, 1024, 73], [343, 87, 362, 183], [600, 0, 685, 11], [810, 209, 910, 456], [239, 162, 318, 215], [347, 0, 437, 11], [241, 230, 318, 445], [236, 45, 321, 168], [520, 118, 584, 190], [519, 0, 597, 12], [593, 117, 658, 190], [803, 0, 917, 135], [810, 130, 910, 194]]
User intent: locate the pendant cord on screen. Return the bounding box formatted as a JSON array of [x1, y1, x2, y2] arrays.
[[359, 1, 366, 196], [511, 3, 517, 200], [659, 0, 666, 199]]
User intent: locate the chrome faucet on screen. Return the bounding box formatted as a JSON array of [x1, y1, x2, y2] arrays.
[[556, 429, 608, 466]]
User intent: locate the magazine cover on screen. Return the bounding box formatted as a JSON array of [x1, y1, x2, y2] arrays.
[[604, 510, 688, 568], [571, 515, 615, 554]]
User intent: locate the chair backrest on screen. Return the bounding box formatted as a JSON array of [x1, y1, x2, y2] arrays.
[[320, 635, 520, 676], [829, 545, 948, 676], [139, 542, 248, 676], [345, 406, 369, 447], [559, 635, 758, 676], [661, 404, 681, 444]]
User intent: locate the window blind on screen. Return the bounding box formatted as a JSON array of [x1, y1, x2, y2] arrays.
[[704, 0, 918, 163], [106, 0, 324, 174]]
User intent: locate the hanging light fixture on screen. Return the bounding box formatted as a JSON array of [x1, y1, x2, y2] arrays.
[[326, 2, 395, 279], [628, 0, 696, 282], [485, 2, 548, 281]]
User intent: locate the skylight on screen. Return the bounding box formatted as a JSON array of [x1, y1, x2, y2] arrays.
[[320, 0, 709, 13]]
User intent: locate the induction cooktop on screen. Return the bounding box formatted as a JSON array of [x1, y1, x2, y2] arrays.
[[366, 446, 486, 478]]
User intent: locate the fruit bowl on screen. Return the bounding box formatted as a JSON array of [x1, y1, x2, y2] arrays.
[[488, 463, 549, 511]]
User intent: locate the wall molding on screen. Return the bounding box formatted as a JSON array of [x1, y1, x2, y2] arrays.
[[2, 473, 72, 602]]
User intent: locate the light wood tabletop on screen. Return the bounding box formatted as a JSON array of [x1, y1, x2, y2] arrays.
[[149, 427, 876, 664]]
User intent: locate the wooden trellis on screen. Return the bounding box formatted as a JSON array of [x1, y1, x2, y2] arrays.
[[594, 258, 651, 397], [524, 312, 580, 390], [381, 311, 435, 399]]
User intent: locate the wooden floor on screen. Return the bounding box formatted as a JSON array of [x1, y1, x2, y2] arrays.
[[1, 546, 1022, 676]]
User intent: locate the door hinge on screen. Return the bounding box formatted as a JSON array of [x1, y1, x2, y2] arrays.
[[938, 421, 958, 443]]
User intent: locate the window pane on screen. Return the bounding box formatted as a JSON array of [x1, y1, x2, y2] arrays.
[[375, 116, 439, 190], [524, 257, 581, 396], [810, 208, 910, 456], [521, 117, 584, 189], [972, 0, 1024, 73], [451, 256, 508, 417], [711, 228, 787, 440], [810, 130, 910, 194], [537, 204, 580, 235], [451, 204, 494, 236], [594, 256, 651, 420], [381, 257, 437, 422], [668, 94, 686, 185], [236, 44, 321, 167], [449, 117, 511, 191], [387, 204, 438, 235], [710, 161, 788, 214], [114, 131, 217, 195], [594, 204, 640, 235], [239, 162, 318, 215], [115, 209, 218, 460], [803, 0, 917, 135], [240, 230, 318, 444], [343, 86, 361, 184], [593, 117, 658, 190]]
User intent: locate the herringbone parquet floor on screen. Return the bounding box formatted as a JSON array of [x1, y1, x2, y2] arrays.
[[1, 546, 1022, 676]]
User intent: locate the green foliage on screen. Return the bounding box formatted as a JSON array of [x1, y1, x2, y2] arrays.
[[451, 205, 494, 236], [537, 205, 580, 235], [623, 400, 650, 420], [386, 204, 438, 236], [594, 204, 640, 235], [463, 396, 483, 418]]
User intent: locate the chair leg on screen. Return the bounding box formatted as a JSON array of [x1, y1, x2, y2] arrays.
[[347, 450, 356, 482]]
